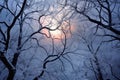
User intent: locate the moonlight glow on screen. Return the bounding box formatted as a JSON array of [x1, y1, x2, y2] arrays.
[[39, 12, 76, 42], [40, 16, 65, 39]]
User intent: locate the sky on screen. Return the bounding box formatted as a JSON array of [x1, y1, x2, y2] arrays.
[[0, 0, 120, 80]]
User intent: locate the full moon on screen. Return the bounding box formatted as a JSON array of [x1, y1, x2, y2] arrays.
[[40, 16, 64, 39], [50, 29, 63, 38], [40, 15, 76, 41]]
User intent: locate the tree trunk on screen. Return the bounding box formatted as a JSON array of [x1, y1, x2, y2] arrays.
[[95, 56, 104, 80], [97, 68, 103, 80], [7, 69, 16, 80], [0, 52, 16, 80]]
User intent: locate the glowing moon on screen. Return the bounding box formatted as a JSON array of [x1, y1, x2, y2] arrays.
[[40, 15, 76, 40], [41, 27, 64, 39], [40, 16, 63, 39]]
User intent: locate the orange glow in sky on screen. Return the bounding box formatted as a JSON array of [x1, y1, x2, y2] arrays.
[[41, 28, 64, 39], [50, 30, 63, 38], [40, 16, 76, 41]]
